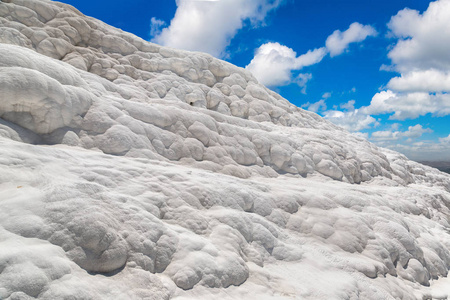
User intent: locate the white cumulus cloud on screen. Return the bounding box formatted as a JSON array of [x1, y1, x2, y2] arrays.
[[245, 42, 326, 87], [439, 134, 450, 144], [369, 130, 450, 161], [151, 0, 285, 58], [371, 124, 432, 141], [368, 0, 450, 121], [389, 141, 450, 161], [323, 109, 378, 132], [340, 100, 355, 111], [368, 125, 436, 161], [303, 99, 327, 113], [295, 47, 329, 69], [387, 0, 450, 72], [246, 22, 376, 87], [296, 73, 313, 94], [325, 22, 377, 57], [387, 69, 450, 93], [150, 17, 166, 37], [363, 90, 450, 120]]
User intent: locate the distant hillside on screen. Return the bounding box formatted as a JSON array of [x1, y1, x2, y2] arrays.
[[420, 161, 450, 174]]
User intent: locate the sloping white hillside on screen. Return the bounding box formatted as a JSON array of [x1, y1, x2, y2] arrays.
[[1, 0, 450, 299]]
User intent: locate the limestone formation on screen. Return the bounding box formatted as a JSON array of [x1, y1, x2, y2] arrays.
[[1, 0, 450, 299]]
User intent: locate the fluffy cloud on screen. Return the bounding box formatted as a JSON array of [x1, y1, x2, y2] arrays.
[[439, 134, 450, 144], [296, 73, 313, 94], [302, 92, 331, 112], [247, 22, 376, 87], [322, 109, 378, 131], [151, 0, 284, 57], [320, 98, 378, 132], [150, 17, 166, 37], [387, 0, 450, 72], [369, 0, 450, 120], [303, 99, 326, 113], [322, 92, 332, 99], [402, 124, 433, 138], [295, 47, 329, 68], [322, 1, 450, 139], [371, 124, 432, 141], [245, 42, 296, 86], [245, 42, 326, 87], [368, 125, 439, 161], [325, 22, 377, 57], [340, 100, 355, 111], [387, 69, 450, 93], [374, 138, 450, 161], [363, 90, 450, 120]]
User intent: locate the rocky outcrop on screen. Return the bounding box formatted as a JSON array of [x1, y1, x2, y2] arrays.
[[1, 1, 450, 299], [0, 0, 411, 184]]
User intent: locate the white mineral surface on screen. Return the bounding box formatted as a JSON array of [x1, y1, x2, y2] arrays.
[[1, 0, 450, 299]]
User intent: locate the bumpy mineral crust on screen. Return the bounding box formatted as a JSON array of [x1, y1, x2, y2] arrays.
[[1, 0, 450, 299]]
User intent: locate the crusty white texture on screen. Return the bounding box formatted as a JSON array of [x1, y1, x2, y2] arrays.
[[0, 0, 450, 299], [0, 0, 405, 184]]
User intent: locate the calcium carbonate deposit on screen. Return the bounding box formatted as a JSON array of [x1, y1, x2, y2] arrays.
[[1, 0, 450, 299]]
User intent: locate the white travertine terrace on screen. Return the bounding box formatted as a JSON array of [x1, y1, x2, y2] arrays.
[[1, 0, 450, 299]]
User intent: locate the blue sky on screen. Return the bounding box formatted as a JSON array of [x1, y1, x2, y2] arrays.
[[65, 0, 450, 161]]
